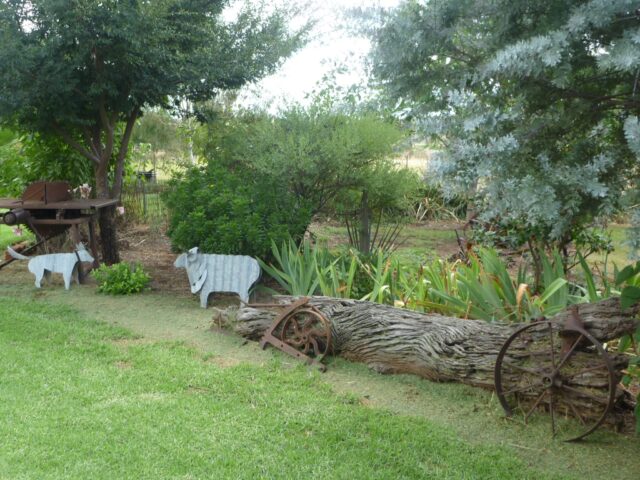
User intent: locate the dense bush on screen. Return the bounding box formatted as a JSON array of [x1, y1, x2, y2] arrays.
[[195, 108, 410, 216], [164, 162, 313, 258], [93, 262, 151, 295]]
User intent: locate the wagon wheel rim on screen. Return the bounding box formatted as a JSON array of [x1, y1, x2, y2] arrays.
[[494, 320, 616, 442], [280, 306, 332, 362]]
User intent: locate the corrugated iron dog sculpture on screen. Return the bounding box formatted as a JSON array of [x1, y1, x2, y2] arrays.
[[174, 247, 260, 308], [7, 243, 94, 290]]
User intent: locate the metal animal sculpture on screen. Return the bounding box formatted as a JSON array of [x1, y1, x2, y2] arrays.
[[174, 248, 261, 308], [7, 243, 94, 290]]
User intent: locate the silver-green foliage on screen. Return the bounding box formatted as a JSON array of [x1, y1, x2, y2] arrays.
[[625, 117, 640, 256], [369, 0, 640, 245]]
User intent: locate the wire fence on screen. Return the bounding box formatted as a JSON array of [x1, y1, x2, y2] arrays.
[[121, 180, 170, 225]]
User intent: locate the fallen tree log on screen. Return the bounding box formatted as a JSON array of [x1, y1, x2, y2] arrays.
[[230, 296, 638, 429]]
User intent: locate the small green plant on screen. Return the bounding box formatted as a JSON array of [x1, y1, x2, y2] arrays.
[[316, 251, 359, 299], [93, 262, 151, 295], [258, 239, 325, 296], [614, 261, 640, 433]]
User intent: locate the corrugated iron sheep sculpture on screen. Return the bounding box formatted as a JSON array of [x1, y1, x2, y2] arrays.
[[174, 247, 260, 307]]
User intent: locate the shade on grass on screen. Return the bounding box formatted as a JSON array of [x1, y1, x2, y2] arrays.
[[0, 299, 567, 479]]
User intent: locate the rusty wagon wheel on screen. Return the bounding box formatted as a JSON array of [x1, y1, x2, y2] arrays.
[[494, 319, 616, 441], [280, 306, 332, 365]]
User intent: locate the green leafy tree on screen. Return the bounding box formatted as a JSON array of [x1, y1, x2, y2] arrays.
[[199, 105, 415, 211], [198, 105, 419, 250], [0, 0, 306, 263], [0, 129, 93, 197], [170, 104, 417, 256], [130, 110, 192, 173], [367, 0, 640, 254]]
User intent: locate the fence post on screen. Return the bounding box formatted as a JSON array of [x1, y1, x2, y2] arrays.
[[142, 180, 147, 217]]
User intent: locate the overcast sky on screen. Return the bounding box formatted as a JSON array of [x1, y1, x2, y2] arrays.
[[237, 0, 400, 111]]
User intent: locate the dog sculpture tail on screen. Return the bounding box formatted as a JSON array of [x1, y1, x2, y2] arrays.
[[7, 246, 29, 261]]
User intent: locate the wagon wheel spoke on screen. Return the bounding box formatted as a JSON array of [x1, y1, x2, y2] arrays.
[[306, 328, 328, 338], [524, 390, 548, 423], [559, 384, 610, 405], [501, 361, 546, 376], [309, 337, 320, 356], [291, 319, 301, 336], [287, 337, 304, 347], [565, 399, 587, 426], [553, 334, 584, 374], [549, 389, 557, 437], [562, 364, 607, 380], [502, 380, 545, 397]]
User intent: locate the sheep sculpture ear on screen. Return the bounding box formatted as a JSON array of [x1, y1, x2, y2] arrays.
[[187, 247, 199, 261]]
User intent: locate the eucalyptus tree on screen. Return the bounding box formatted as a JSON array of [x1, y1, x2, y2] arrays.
[[368, 0, 640, 254], [0, 0, 306, 263]]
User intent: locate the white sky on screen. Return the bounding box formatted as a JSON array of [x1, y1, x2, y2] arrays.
[[236, 0, 400, 111]]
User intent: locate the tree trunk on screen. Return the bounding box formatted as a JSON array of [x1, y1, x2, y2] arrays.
[[95, 162, 120, 265], [231, 296, 638, 426], [97, 205, 120, 265], [358, 190, 371, 254]]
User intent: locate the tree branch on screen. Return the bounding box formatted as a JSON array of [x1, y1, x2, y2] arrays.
[[111, 108, 140, 197], [99, 100, 115, 161], [53, 124, 100, 165], [81, 126, 100, 158]]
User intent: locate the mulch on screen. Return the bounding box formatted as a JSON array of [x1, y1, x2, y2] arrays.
[[117, 224, 191, 297]]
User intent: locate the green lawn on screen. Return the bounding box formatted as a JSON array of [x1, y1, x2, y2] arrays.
[[589, 224, 633, 270], [0, 298, 568, 480], [0, 224, 35, 253], [310, 223, 459, 263], [310, 222, 635, 269]]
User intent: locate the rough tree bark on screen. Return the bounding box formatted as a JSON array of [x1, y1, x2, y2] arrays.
[[231, 296, 638, 425]]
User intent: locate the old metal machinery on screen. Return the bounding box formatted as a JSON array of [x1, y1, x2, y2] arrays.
[[257, 297, 332, 371], [0, 181, 119, 270], [494, 307, 617, 441]]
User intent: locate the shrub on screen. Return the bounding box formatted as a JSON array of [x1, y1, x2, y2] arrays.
[[93, 262, 151, 295], [615, 262, 640, 433], [164, 162, 312, 259]]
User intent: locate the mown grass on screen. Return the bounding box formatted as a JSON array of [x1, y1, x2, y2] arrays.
[[589, 224, 633, 270], [310, 223, 458, 263], [310, 223, 634, 269], [0, 298, 568, 480]]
